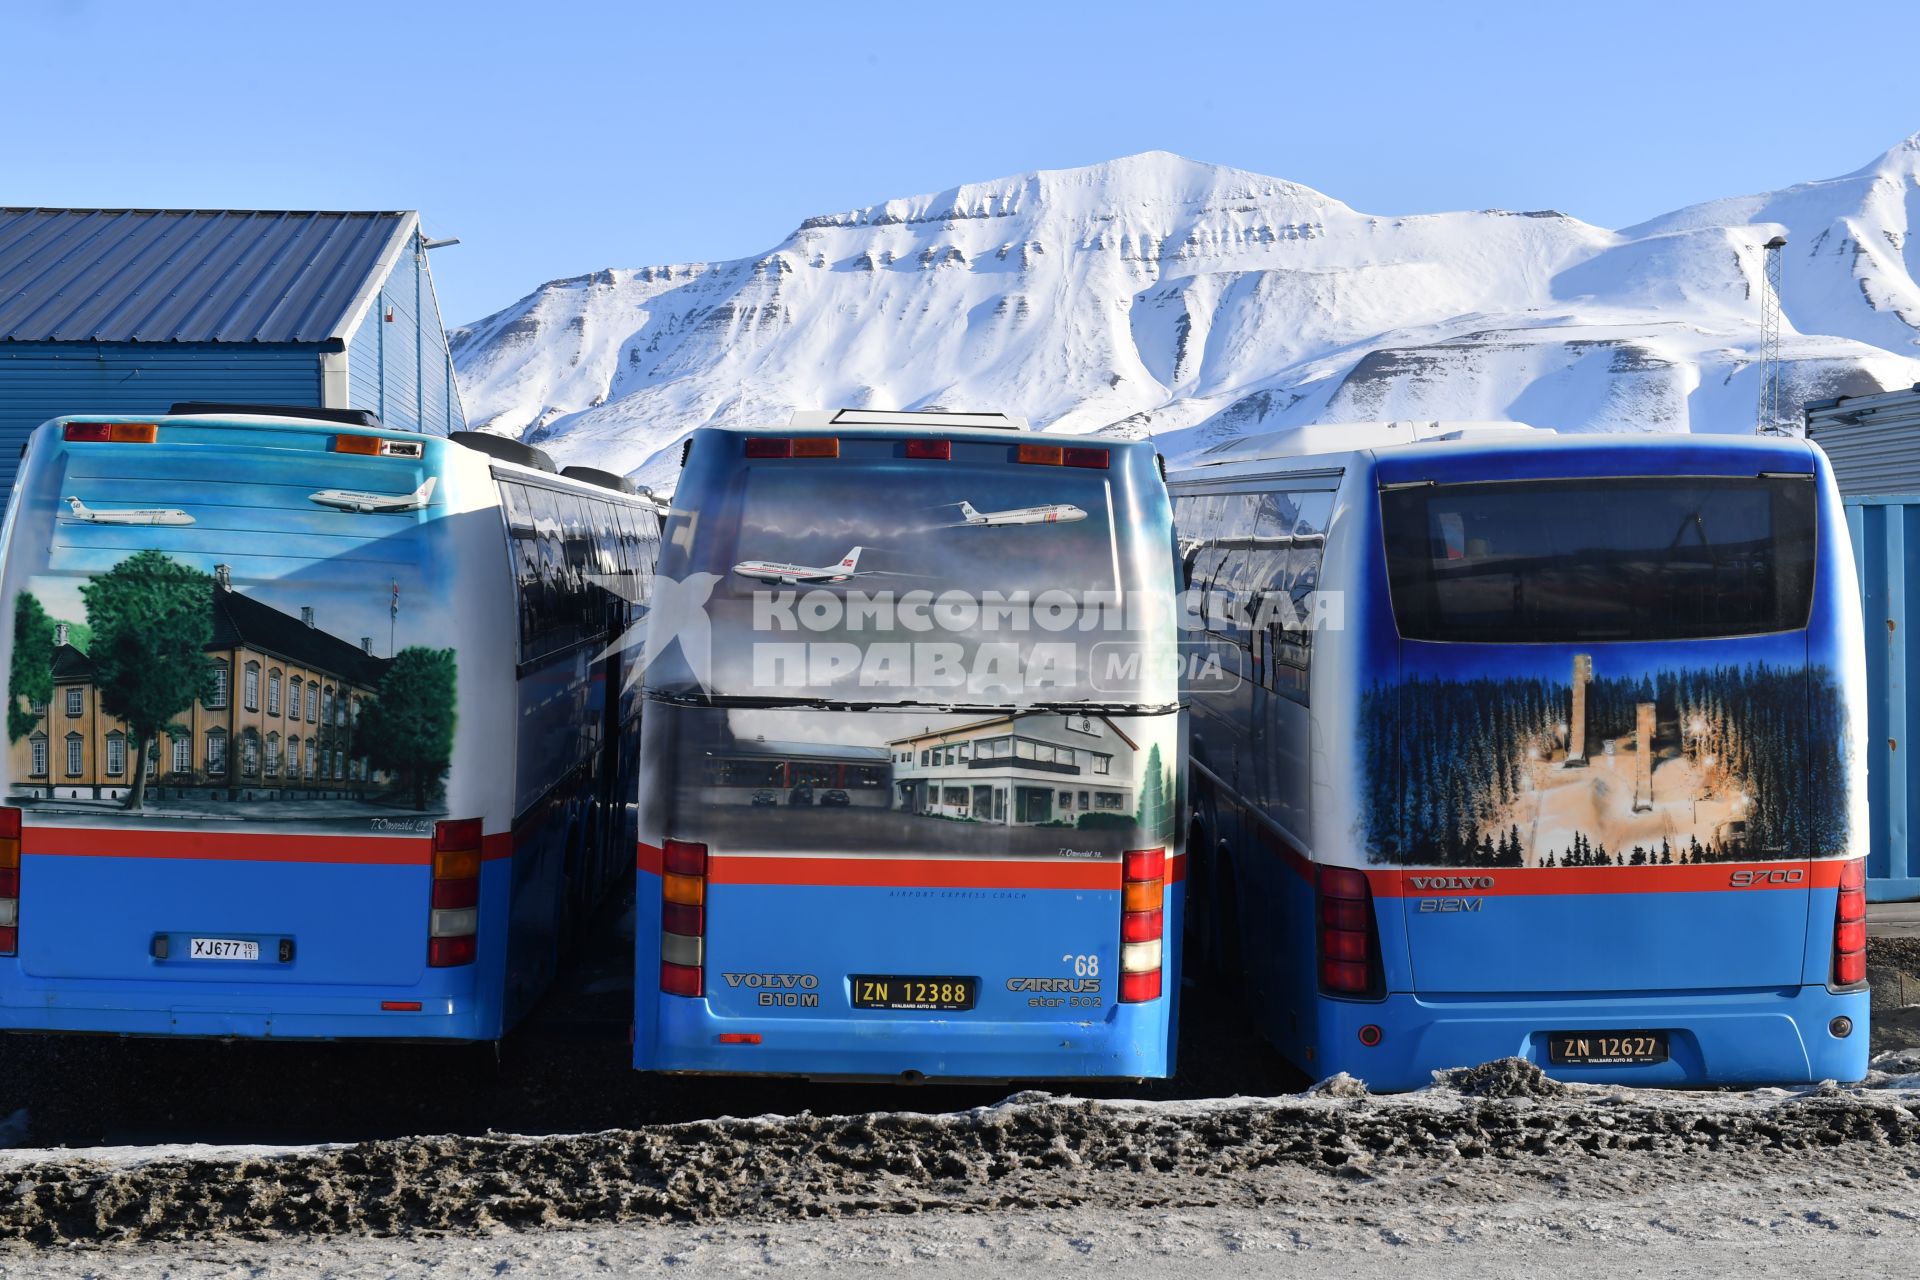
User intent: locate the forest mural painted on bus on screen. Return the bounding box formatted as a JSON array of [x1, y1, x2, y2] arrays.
[[1358, 653, 1848, 868]]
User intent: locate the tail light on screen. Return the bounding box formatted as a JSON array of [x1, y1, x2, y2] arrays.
[[904, 439, 951, 460], [0, 807, 19, 955], [64, 422, 157, 443], [744, 437, 838, 459], [334, 434, 424, 458], [660, 839, 708, 997], [1318, 865, 1379, 997], [1017, 443, 1110, 469], [1833, 859, 1867, 987], [1119, 847, 1164, 1002], [428, 818, 481, 966]]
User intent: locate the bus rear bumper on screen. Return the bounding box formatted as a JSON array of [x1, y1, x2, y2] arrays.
[[1310, 985, 1869, 1092], [0, 983, 502, 1041], [637, 995, 1174, 1080]]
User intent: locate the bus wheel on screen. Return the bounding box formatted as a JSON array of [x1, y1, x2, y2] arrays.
[[1213, 854, 1246, 1000], [1182, 824, 1215, 981]]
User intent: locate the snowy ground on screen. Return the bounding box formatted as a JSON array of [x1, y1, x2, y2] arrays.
[[0, 1058, 1917, 1274]]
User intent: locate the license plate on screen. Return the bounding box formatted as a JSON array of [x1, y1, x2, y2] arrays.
[[850, 974, 977, 1011], [1548, 1030, 1669, 1065], [189, 937, 260, 961]]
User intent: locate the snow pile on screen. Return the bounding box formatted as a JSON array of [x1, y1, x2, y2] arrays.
[[8, 1069, 1919, 1246], [451, 138, 1920, 487]]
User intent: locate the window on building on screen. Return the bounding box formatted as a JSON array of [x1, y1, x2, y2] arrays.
[[1059, 791, 1072, 808], [241, 728, 260, 776], [266, 732, 281, 778], [267, 669, 282, 716], [306, 684, 318, 722], [65, 732, 83, 777], [207, 728, 227, 775], [64, 687, 82, 717], [171, 736, 191, 775], [244, 661, 260, 712], [105, 732, 125, 776], [1095, 791, 1124, 810], [338, 694, 349, 727], [1093, 754, 1111, 775], [322, 687, 335, 725], [30, 735, 47, 777], [919, 749, 930, 766], [1079, 791, 1090, 809], [333, 749, 345, 780], [304, 738, 316, 778], [208, 664, 229, 710]]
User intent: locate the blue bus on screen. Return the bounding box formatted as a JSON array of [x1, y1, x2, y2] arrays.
[[633, 410, 1185, 1080], [0, 406, 658, 1040], [1171, 423, 1868, 1089]]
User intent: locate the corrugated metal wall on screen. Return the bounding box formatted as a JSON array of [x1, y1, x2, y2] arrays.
[[1846, 496, 1920, 902], [0, 342, 321, 491], [343, 243, 464, 437], [1809, 386, 1920, 497]]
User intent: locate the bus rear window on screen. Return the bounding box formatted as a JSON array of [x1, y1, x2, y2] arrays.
[[1380, 475, 1816, 643]]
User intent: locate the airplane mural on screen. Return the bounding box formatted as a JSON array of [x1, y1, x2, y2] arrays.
[[62, 497, 195, 527], [308, 477, 437, 514], [955, 499, 1086, 527], [732, 546, 867, 585]]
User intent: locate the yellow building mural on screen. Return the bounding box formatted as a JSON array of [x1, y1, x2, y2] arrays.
[[10, 568, 385, 804]]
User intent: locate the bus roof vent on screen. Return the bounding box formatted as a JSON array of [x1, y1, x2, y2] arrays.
[[167, 402, 384, 428], [449, 431, 557, 473], [790, 408, 1030, 432], [561, 464, 641, 494]]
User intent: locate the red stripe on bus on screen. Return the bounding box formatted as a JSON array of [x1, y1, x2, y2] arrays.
[[635, 843, 1185, 890], [1371, 858, 1856, 897], [23, 827, 516, 866], [23, 826, 434, 865]]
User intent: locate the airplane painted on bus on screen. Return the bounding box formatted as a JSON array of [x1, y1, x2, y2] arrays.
[[732, 546, 867, 585], [308, 476, 437, 514], [63, 496, 195, 526], [956, 499, 1087, 527]]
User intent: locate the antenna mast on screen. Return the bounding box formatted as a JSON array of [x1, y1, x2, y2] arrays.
[[1756, 234, 1790, 435]]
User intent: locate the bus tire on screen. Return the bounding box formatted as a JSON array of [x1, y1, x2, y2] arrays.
[[1213, 851, 1246, 999], [1183, 820, 1216, 981]]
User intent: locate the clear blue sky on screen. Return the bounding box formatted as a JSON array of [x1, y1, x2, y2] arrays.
[[6, 0, 1917, 327]]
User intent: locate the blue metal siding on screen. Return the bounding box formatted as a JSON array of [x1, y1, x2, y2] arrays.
[[341, 245, 463, 437], [0, 341, 320, 492], [1846, 496, 1920, 901]]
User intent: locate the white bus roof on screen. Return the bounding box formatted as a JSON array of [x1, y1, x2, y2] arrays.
[[1182, 420, 1551, 470], [788, 408, 1030, 432]]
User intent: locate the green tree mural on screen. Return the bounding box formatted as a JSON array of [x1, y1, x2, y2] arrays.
[[360, 646, 457, 810], [78, 552, 215, 811], [1135, 742, 1175, 843], [8, 593, 56, 743]]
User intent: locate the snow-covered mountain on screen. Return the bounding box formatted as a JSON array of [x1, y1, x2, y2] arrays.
[[451, 137, 1920, 487]]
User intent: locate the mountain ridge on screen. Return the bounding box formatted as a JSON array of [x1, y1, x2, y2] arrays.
[[451, 140, 1920, 488]]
